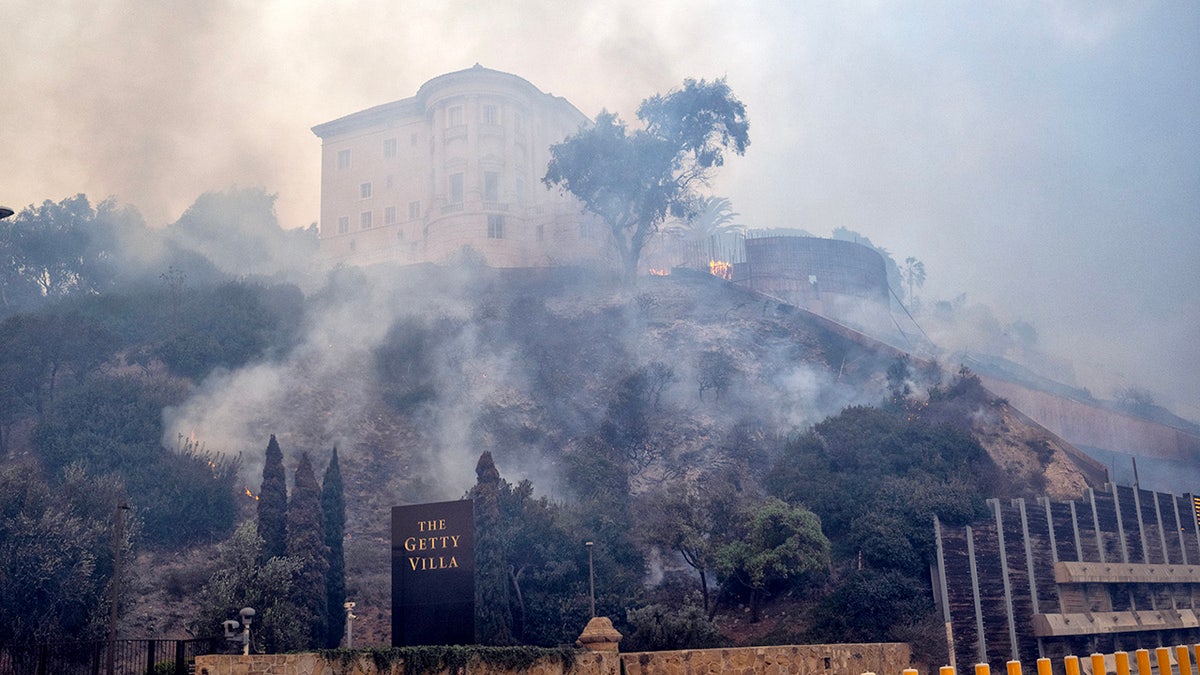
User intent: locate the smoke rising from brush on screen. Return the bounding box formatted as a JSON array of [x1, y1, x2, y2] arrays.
[[4, 1, 1197, 420]]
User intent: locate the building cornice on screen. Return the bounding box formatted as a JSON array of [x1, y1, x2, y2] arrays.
[[311, 64, 587, 139]]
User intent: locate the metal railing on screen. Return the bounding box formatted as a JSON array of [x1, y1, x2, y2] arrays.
[[0, 637, 224, 675]]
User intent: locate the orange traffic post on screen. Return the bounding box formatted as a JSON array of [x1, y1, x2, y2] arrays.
[[905, 669, 919, 675], [1177, 645, 1193, 675], [1008, 661, 1022, 675], [1065, 655, 1081, 675], [1135, 650, 1152, 675], [1093, 653, 1107, 675], [1115, 651, 1130, 675], [1037, 657, 1053, 675], [977, 663, 992, 675], [1157, 647, 1173, 675], [942, 666, 956, 675]]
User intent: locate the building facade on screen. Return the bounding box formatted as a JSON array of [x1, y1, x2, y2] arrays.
[[312, 65, 609, 268]]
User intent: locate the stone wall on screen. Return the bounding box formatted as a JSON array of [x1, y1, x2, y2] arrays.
[[622, 643, 912, 675], [192, 644, 910, 675], [193, 650, 618, 675]]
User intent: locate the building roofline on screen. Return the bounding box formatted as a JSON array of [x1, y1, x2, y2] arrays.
[[311, 64, 588, 139]]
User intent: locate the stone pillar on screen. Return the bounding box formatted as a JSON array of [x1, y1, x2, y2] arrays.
[[576, 616, 622, 653]]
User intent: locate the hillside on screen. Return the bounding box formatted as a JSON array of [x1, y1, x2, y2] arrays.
[[0, 263, 1101, 650]]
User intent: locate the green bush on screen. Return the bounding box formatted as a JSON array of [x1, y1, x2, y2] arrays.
[[623, 604, 724, 651]]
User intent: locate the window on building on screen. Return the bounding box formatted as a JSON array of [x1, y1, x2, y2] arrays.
[[337, 216, 349, 234], [483, 105, 498, 125], [410, 133, 418, 146], [360, 182, 372, 199], [349, 239, 356, 251], [448, 105, 464, 127], [516, 177, 526, 202], [487, 214, 505, 239], [385, 206, 396, 225], [449, 173, 464, 203], [337, 149, 351, 170], [360, 211, 372, 229], [396, 228, 404, 240], [536, 224, 544, 242], [383, 138, 397, 158], [409, 201, 420, 219], [386, 174, 394, 189], [484, 171, 499, 202]]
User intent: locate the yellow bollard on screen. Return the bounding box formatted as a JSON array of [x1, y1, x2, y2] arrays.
[[1093, 653, 1107, 675], [977, 663, 992, 675], [1115, 651, 1130, 675], [1037, 657, 1053, 675], [1178, 645, 1193, 675], [1136, 650, 1152, 675], [1157, 647, 1173, 675], [905, 670, 919, 675], [1008, 661, 1022, 675], [1066, 655, 1081, 675], [942, 666, 956, 675]]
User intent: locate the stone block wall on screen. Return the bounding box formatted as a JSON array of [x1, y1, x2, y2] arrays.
[[621, 643, 912, 675], [193, 650, 618, 675], [194, 643, 910, 675]]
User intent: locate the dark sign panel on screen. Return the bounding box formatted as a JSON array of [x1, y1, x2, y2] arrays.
[[391, 499, 475, 645]]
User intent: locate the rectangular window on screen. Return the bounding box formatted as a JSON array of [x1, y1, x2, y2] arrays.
[[410, 133, 418, 146], [337, 216, 349, 234], [409, 201, 420, 219], [383, 138, 397, 158], [386, 175, 394, 189], [536, 224, 544, 242], [360, 182, 372, 199], [337, 149, 351, 170], [360, 211, 372, 229], [447, 105, 464, 127], [483, 105, 498, 125], [384, 206, 396, 225], [396, 228, 404, 240], [484, 171, 499, 202], [449, 173, 464, 203], [487, 214, 505, 239]]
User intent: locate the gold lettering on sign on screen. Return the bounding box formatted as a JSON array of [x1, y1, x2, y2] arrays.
[[408, 556, 459, 570], [405, 517, 463, 571]]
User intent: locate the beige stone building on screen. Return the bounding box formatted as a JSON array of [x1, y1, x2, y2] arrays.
[[312, 64, 609, 268]]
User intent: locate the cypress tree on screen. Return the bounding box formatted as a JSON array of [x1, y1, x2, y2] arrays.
[[470, 451, 513, 645], [256, 434, 288, 560], [321, 448, 346, 648], [287, 452, 329, 648]]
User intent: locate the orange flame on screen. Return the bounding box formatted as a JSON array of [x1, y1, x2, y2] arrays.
[[244, 487, 259, 500], [708, 260, 732, 280], [648, 268, 669, 276]]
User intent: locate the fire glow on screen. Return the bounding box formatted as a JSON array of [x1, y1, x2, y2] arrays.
[[244, 487, 259, 500], [709, 260, 732, 280], [648, 268, 669, 276]]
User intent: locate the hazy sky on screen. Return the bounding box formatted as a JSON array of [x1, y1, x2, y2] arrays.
[[2, 1, 1197, 419]]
